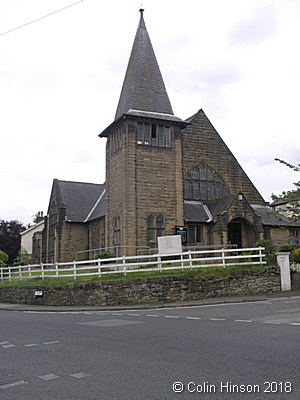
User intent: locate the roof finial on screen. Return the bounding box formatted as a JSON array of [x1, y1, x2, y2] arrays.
[[139, 7, 144, 16]]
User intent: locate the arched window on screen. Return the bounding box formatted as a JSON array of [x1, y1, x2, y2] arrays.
[[184, 165, 228, 201]]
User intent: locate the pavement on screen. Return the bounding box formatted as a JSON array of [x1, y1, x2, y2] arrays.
[[1, 289, 300, 312]]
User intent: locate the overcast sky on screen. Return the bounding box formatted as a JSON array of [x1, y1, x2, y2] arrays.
[[1, 0, 300, 225]]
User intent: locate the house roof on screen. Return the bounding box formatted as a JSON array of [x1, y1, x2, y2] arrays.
[[251, 204, 299, 227], [53, 180, 105, 223], [184, 201, 212, 223], [114, 9, 174, 120]]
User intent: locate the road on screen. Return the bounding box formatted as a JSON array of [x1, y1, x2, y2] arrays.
[[0, 296, 300, 399]]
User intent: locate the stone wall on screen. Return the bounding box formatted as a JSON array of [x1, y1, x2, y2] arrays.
[[0, 267, 280, 307]]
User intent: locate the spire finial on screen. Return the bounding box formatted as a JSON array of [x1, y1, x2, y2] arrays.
[[139, 7, 144, 16]]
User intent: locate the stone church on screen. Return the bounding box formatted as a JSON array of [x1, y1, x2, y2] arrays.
[[37, 9, 299, 263]]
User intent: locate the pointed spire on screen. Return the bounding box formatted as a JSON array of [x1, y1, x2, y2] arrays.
[[115, 9, 174, 120]]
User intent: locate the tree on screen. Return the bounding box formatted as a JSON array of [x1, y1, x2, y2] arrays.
[[271, 159, 300, 221], [0, 220, 27, 265]]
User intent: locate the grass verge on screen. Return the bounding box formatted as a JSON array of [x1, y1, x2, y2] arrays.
[[0, 264, 266, 287]]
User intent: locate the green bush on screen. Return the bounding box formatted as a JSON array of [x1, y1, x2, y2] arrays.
[[291, 249, 300, 264], [0, 250, 8, 268], [254, 240, 276, 265], [278, 244, 295, 253]]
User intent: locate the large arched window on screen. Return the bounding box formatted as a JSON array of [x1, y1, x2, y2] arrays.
[[184, 164, 228, 201]]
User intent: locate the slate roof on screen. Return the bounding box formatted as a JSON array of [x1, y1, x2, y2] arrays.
[[251, 204, 299, 227], [184, 201, 212, 223], [53, 180, 105, 223], [114, 9, 174, 120], [207, 195, 237, 219]]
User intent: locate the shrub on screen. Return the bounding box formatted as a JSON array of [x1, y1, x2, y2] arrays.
[[291, 249, 300, 264], [278, 244, 295, 253], [254, 240, 276, 265], [0, 250, 9, 268]]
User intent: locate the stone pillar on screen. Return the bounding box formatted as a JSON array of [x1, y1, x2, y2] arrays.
[[276, 252, 291, 291]]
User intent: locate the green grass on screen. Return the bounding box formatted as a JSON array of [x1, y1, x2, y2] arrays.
[[0, 264, 266, 287]]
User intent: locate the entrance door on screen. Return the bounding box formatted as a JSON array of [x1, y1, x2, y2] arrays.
[[228, 222, 242, 248]]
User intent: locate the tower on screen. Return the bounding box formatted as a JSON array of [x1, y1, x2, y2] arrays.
[[99, 10, 187, 255]]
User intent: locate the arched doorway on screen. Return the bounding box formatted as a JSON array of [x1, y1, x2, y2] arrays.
[[227, 218, 254, 248]]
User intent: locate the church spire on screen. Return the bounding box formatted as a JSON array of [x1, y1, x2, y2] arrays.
[[114, 9, 174, 120]]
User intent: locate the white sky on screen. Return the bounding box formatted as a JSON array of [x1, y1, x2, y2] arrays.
[[1, 0, 300, 225]]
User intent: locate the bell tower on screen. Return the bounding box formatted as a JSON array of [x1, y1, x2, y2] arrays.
[[99, 9, 187, 255]]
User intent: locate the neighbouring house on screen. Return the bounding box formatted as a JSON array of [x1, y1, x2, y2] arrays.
[[19, 212, 44, 264], [36, 9, 299, 263]]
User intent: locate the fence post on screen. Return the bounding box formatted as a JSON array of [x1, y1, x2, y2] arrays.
[[28, 264, 32, 278], [222, 248, 226, 268], [73, 261, 77, 280], [189, 250, 192, 270], [122, 255, 126, 276], [276, 252, 291, 291], [8, 265, 11, 281], [181, 253, 184, 271], [259, 247, 263, 265], [98, 259, 101, 277], [19, 265, 22, 280], [158, 255, 162, 272], [0, 267, 3, 281], [55, 262, 59, 277], [41, 263, 44, 279]]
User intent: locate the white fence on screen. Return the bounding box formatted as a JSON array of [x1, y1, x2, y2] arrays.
[[0, 247, 266, 282]]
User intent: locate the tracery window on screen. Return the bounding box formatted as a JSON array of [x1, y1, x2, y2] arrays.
[[184, 165, 228, 201]]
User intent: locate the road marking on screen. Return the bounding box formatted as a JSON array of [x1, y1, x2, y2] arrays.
[[186, 317, 202, 320], [2, 344, 16, 348], [0, 341, 10, 345], [234, 319, 253, 323], [209, 318, 226, 321], [43, 341, 60, 345], [146, 314, 159, 317], [39, 374, 60, 381], [164, 315, 179, 319], [290, 322, 300, 326], [69, 372, 91, 379], [111, 313, 123, 316], [0, 380, 28, 390], [262, 321, 281, 324], [127, 313, 141, 316], [25, 343, 39, 347]]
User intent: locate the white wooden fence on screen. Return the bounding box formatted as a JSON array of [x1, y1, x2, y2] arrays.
[[0, 247, 266, 282]]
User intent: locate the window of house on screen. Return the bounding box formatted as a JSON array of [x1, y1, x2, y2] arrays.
[[147, 214, 165, 246], [187, 225, 203, 244], [184, 164, 228, 201], [137, 123, 171, 148], [289, 229, 300, 245]]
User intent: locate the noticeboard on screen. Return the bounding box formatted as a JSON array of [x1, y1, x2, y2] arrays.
[[158, 235, 182, 255]]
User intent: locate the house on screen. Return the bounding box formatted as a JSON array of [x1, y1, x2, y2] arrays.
[[39, 9, 299, 262], [19, 212, 44, 263]]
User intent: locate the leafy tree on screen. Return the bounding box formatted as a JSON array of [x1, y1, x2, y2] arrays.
[[271, 159, 300, 221], [0, 220, 27, 265], [0, 250, 8, 268]]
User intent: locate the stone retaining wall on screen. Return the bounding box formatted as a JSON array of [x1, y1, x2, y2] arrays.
[[0, 267, 281, 306]]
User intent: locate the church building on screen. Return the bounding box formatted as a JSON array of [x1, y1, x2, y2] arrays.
[[37, 9, 299, 263]]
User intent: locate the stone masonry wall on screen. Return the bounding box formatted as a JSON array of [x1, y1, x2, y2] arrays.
[[182, 110, 265, 205], [0, 268, 280, 306]]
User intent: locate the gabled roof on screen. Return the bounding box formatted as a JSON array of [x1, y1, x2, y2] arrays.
[[184, 201, 213, 223], [50, 180, 105, 223], [114, 9, 174, 120], [252, 204, 300, 227]]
